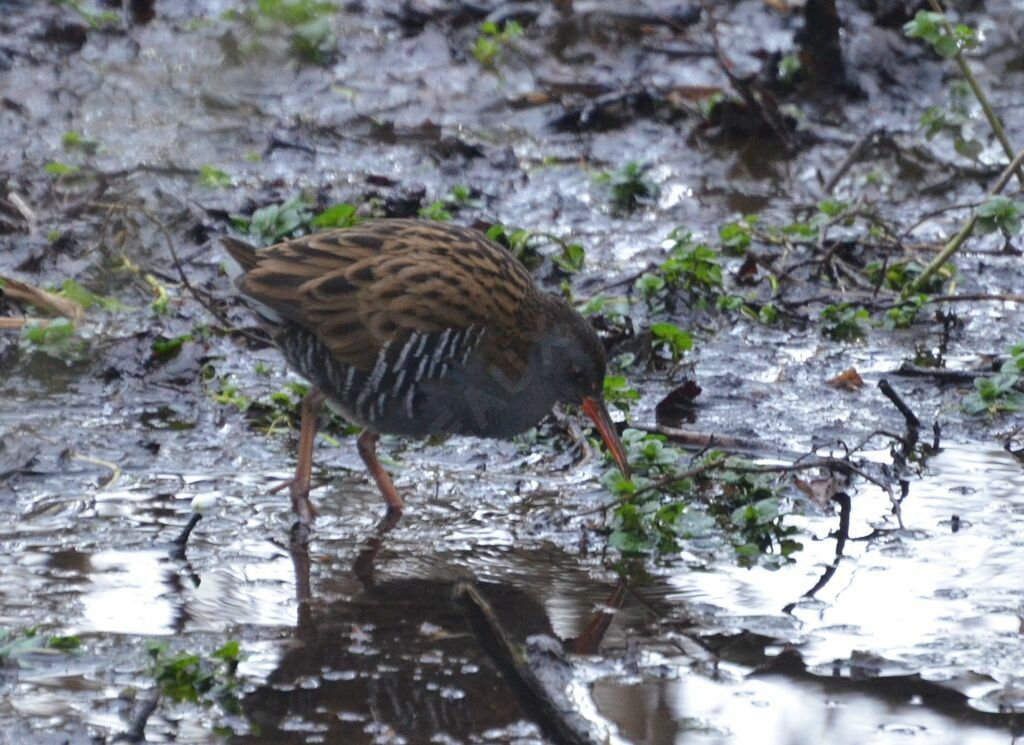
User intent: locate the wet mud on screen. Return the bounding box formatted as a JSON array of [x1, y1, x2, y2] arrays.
[[2, 1, 1024, 743]]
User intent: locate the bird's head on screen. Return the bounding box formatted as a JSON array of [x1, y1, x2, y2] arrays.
[[539, 298, 631, 479]]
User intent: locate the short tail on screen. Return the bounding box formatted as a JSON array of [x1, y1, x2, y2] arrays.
[[222, 235, 262, 269], [220, 235, 283, 325]]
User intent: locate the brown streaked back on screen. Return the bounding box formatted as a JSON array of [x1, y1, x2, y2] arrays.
[[223, 219, 544, 376]]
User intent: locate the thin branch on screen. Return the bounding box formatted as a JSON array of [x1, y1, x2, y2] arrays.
[[927, 0, 1024, 185], [911, 146, 1024, 292]]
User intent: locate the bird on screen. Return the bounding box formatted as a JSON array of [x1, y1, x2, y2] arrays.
[[222, 218, 631, 524]]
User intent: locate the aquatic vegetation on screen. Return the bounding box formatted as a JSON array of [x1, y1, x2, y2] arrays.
[[197, 165, 232, 189], [419, 185, 473, 221], [962, 343, 1024, 416], [0, 628, 81, 666], [820, 303, 869, 341], [594, 161, 658, 213], [225, 0, 338, 64], [472, 20, 523, 69]]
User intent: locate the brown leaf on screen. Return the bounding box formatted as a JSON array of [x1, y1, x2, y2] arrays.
[[794, 476, 840, 507], [735, 256, 760, 285], [827, 367, 863, 391], [764, 0, 804, 11], [655, 379, 702, 425]]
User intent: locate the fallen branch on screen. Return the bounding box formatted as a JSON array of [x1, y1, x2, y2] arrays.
[[455, 582, 607, 745], [892, 362, 988, 383], [0, 274, 85, 321]]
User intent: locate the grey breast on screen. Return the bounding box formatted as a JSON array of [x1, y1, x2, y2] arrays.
[[276, 323, 556, 438]]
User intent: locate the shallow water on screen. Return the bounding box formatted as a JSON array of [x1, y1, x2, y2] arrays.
[[3, 0, 1024, 743]]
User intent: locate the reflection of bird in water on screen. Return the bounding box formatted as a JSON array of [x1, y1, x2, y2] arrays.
[[223, 219, 630, 526], [237, 518, 628, 745], [237, 579, 591, 744]]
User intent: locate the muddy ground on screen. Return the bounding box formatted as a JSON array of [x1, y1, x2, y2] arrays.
[[2, 1, 1024, 743]]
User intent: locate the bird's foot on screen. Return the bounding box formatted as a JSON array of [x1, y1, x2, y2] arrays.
[[289, 485, 319, 525]]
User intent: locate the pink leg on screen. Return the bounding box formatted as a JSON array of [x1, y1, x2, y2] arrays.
[[290, 388, 324, 525], [356, 430, 404, 513]]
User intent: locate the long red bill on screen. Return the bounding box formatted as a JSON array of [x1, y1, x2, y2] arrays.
[[581, 396, 631, 480]]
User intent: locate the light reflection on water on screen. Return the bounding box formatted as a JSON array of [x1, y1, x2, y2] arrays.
[[621, 444, 1024, 737], [2, 439, 1022, 742], [595, 670, 1009, 745]]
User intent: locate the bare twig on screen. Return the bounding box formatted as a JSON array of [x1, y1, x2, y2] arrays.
[[878, 379, 921, 430], [824, 128, 881, 194]]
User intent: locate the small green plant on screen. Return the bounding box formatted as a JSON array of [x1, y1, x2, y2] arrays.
[[53, 0, 119, 29], [147, 640, 246, 719], [885, 294, 929, 329], [864, 259, 948, 295], [197, 165, 232, 189], [21, 318, 89, 361], [551, 242, 585, 274], [639, 230, 724, 309], [419, 185, 473, 221], [598, 431, 803, 565], [718, 215, 757, 254], [227, 0, 338, 64], [820, 303, 869, 341], [918, 82, 984, 161], [962, 344, 1024, 416], [974, 196, 1023, 237], [57, 279, 123, 311], [472, 20, 522, 68], [717, 468, 802, 567], [231, 196, 313, 245], [601, 431, 714, 556], [311, 202, 360, 229], [903, 10, 977, 60], [61, 131, 99, 154], [207, 371, 252, 412], [603, 375, 639, 414], [44, 161, 81, 177], [594, 161, 658, 213], [486, 223, 542, 267], [0, 628, 82, 665], [777, 53, 801, 85], [650, 322, 692, 361], [765, 200, 849, 245], [579, 295, 630, 324], [419, 200, 453, 221], [151, 334, 193, 363]]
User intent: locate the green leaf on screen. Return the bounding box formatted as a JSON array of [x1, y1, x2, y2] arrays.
[[211, 640, 241, 663], [975, 196, 1023, 236], [311, 202, 360, 229], [61, 131, 99, 153], [418, 200, 452, 221], [151, 334, 193, 362], [650, 322, 692, 360], [552, 242, 585, 274], [197, 165, 232, 189], [44, 161, 80, 177], [933, 34, 959, 59]]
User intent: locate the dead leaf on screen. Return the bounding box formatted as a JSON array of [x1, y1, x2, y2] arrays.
[[655, 379, 702, 425], [827, 367, 863, 391], [764, 0, 805, 11], [794, 476, 841, 507], [735, 256, 760, 284]]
